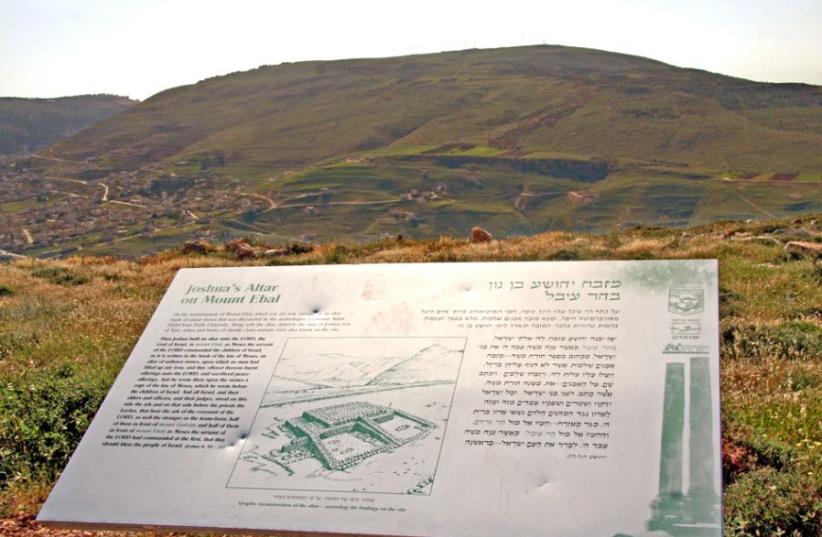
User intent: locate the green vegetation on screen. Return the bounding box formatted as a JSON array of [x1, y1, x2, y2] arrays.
[[0, 215, 820, 535], [0, 199, 38, 213], [0, 363, 109, 489], [50, 46, 822, 175], [0, 95, 135, 155], [30, 266, 90, 286], [4, 46, 821, 256]]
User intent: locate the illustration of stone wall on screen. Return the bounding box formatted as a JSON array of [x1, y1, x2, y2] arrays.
[[276, 402, 434, 471]]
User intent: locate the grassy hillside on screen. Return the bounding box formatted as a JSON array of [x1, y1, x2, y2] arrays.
[[0, 95, 136, 155], [0, 216, 820, 536], [51, 46, 822, 174], [14, 45, 816, 249]]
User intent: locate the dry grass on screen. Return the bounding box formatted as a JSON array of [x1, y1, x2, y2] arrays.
[[1, 215, 820, 536]]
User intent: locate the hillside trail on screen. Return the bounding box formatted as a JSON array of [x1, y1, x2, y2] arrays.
[[273, 198, 403, 209], [30, 147, 81, 164]]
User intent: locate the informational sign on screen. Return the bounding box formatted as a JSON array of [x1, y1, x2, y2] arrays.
[[38, 260, 721, 537]]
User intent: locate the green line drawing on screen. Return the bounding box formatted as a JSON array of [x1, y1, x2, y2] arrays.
[[668, 289, 705, 316], [646, 357, 720, 536], [659, 363, 685, 497], [662, 343, 708, 355], [685, 357, 721, 530], [275, 401, 435, 472], [227, 337, 465, 495]]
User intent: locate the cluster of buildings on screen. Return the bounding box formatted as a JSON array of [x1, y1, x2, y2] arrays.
[[273, 402, 434, 472], [0, 164, 266, 254]]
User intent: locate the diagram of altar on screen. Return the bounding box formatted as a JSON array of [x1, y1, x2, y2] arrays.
[[226, 337, 466, 495]]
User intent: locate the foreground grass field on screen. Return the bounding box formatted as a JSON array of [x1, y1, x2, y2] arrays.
[[0, 215, 820, 536]]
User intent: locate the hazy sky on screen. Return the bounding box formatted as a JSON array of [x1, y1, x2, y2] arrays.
[[1, 0, 820, 100]]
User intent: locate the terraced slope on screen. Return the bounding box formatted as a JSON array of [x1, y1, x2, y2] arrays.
[[8, 46, 822, 253], [51, 46, 822, 174]]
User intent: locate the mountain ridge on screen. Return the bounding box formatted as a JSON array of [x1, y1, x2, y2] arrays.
[[0, 94, 136, 155], [369, 344, 463, 385], [48, 45, 822, 173], [3, 45, 821, 256]]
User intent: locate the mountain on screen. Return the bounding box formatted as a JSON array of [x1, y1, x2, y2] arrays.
[[4, 46, 822, 256], [369, 344, 463, 385], [49, 46, 822, 174], [274, 353, 406, 388], [0, 95, 136, 155], [272, 344, 462, 390]]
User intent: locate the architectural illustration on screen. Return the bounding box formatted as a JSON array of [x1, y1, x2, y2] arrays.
[[271, 402, 434, 472], [227, 337, 465, 494]]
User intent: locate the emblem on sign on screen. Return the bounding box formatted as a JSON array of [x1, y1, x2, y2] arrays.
[[668, 288, 704, 315], [671, 319, 701, 336]]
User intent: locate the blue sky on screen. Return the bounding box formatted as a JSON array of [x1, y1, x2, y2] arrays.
[[1, 0, 820, 100]]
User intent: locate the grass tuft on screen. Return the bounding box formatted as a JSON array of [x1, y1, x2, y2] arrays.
[[30, 266, 90, 286]]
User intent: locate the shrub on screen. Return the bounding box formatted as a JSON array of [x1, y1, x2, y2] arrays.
[[724, 467, 821, 536], [548, 249, 580, 261], [719, 285, 742, 317], [0, 365, 108, 490], [740, 435, 795, 471], [722, 321, 822, 361], [30, 266, 89, 286], [323, 245, 347, 264], [0, 333, 38, 361]]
